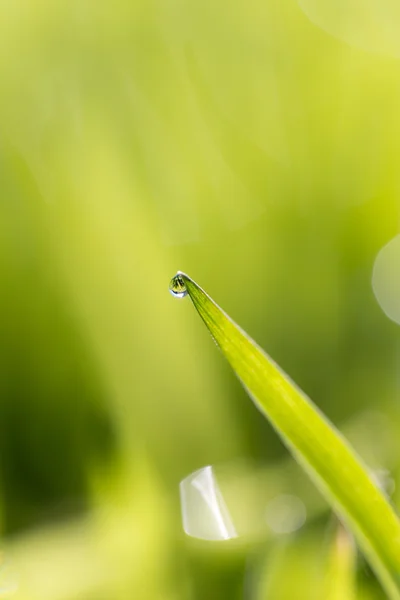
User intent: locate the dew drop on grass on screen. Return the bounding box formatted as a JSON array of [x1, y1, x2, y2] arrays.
[[169, 272, 187, 298]]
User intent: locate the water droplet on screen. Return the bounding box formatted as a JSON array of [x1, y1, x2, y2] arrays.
[[180, 466, 237, 541], [169, 273, 187, 298]]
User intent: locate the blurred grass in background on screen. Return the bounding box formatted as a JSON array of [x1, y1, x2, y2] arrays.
[[0, 0, 399, 598]]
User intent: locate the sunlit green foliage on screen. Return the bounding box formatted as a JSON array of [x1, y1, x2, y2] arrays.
[[0, 0, 399, 598]]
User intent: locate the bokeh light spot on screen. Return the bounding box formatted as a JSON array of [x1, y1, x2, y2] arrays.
[[265, 494, 306, 535], [372, 234, 400, 325], [297, 0, 400, 58]]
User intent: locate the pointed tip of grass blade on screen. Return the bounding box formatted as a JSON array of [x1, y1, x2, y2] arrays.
[[169, 271, 400, 600]]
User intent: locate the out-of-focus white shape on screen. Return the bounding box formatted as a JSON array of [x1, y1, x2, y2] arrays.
[[180, 466, 237, 541], [297, 0, 400, 58], [265, 494, 306, 535], [372, 235, 400, 325]]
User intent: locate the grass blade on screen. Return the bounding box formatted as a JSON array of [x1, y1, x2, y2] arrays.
[[170, 272, 400, 599]]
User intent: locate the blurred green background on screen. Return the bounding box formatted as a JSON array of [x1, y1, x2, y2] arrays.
[[0, 0, 399, 598]]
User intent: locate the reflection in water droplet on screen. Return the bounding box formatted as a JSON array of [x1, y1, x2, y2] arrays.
[[180, 466, 237, 541], [265, 494, 306, 535], [169, 273, 188, 298]]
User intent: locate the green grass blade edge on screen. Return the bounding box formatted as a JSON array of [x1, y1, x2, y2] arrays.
[[179, 272, 400, 599]]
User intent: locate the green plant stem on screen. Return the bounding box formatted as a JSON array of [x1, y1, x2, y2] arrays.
[[177, 272, 400, 599]]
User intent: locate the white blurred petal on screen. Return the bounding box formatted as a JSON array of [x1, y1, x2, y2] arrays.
[[180, 466, 237, 541]]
